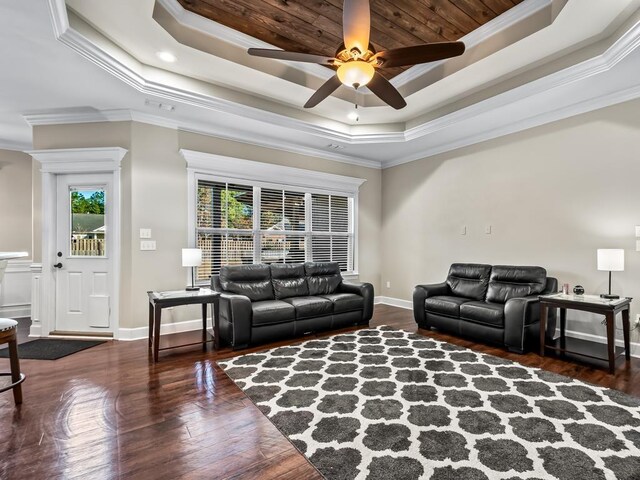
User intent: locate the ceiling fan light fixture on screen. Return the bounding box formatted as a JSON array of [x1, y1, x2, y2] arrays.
[[337, 60, 374, 89]]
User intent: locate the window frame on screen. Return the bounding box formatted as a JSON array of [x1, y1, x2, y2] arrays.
[[185, 151, 364, 285]]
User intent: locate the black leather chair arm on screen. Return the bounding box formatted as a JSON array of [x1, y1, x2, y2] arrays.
[[504, 294, 542, 352], [218, 292, 252, 347], [543, 277, 558, 294], [413, 282, 449, 325], [338, 281, 374, 321]]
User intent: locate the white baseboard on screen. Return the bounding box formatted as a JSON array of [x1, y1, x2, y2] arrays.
[[375, 296, 412, 310], [562, 328, 640, 359], [29, 323, 42, 337], [118, 318, 210, 341], [377, 296, 640, 359], [1, 259, 32, 319], [0, 304, 30, 318]]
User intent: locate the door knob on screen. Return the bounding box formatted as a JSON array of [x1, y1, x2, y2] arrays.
[[53, 262, 63, 269]]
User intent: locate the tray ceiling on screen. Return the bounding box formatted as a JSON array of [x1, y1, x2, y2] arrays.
[[176, 0, 523, 79], [2, 0, 640, 169]]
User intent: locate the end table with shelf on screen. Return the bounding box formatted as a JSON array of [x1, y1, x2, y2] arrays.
[[147, 288, 220, 363], [539, 293, 632, 374]]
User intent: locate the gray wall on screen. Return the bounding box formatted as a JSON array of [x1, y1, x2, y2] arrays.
[[382, 98, 640, 342], [0, 149, 32, 255], [32, 122, 382, 329]]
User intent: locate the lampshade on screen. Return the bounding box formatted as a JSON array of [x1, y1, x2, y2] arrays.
[[337, 61, 375, 88], [597, 249, 624, 272], [182, 248, 202, 267]]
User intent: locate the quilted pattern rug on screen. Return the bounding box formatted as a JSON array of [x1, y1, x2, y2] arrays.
[[218, 326, 640, 480]]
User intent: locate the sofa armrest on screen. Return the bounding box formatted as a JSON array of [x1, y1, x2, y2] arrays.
[[504, 294, 543, 352], [218, 292, 252, 347], [338, 281, 374, 322], [413, 282, 449, 326], [543, 277, 558, 294]]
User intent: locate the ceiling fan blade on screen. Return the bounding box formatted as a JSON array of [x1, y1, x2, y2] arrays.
[[248, 48, 336, 65], [373, 42, 465, 68], [343, 0, 370, 54], [367, 72, 406, 110], [304, 75, 342, 108]]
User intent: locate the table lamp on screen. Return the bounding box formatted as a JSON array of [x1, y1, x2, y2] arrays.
[[182, 248, 202, 291], [597, 248, 624, 299]]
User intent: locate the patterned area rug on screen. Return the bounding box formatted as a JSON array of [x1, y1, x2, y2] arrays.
[[218, 326, 640, 480]]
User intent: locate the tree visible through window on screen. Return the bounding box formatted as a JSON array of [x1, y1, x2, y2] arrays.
[[195, 179, 354, 280]]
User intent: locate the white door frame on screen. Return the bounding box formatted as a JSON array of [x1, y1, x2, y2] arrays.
[[29, 147, 126, 339]]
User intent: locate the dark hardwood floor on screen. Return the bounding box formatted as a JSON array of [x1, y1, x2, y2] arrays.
[[1, 305, 639, 479]]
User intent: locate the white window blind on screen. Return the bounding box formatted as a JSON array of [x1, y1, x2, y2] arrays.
[[310, 193, 352, 272], [195, 178, 354, 279]]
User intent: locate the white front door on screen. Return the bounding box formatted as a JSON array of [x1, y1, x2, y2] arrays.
[[54, 174, 113, 334]]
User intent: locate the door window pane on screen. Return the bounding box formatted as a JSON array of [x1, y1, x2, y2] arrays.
[[70, 188, 106, 257]]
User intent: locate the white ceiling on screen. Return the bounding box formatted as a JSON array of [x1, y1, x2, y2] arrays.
[[2, 0, 640, 168]]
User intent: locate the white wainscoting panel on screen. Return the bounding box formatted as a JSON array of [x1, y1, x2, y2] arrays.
[[0, 260, 33, 318]]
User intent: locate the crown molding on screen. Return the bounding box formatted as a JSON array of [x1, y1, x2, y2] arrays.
[[383, 20, 640, 168], [181, 149, 366, 194], [29, 147, 127, 173], [48, 2, 364, 144], [24, 108, 382, 169], [390, 0, 552, 87], [0, 140, 32, 152], [389, 81, 640, 169], [42, 1, 640, 170], [155, 0, 333, 82]]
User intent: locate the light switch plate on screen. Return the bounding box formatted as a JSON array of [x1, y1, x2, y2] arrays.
[[140, 240, 156, 251], [140, 228, 152, 239]]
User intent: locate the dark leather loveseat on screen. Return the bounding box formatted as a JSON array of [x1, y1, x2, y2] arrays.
[[211, 262, 374, 348], [413, 263, 557, 353]]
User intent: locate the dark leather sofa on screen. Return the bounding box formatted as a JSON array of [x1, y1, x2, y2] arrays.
[[211, 262, 374, 348], [413, 263, 557, 353]]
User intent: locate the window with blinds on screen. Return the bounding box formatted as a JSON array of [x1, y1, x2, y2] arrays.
[[195, 178, 355, 280]]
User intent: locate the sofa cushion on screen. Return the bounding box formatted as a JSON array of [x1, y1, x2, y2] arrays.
[[270, 263, 309, 299], [460, 301, 505, 327], [424, 296, 472, 317], [305, 262, 342, 296], [282, 296, 333, 319], [251, 300, 295, 326], [320, 293, 363, 313], [486, 266, 547, 304], [219, 264, 273, 301], [446, 263, 492, 301]]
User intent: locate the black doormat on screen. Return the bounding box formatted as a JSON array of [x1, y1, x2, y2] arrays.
[[0, 339, 106, 360]]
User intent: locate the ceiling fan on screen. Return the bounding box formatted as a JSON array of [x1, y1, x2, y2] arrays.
[[247, 0, 465, 110]]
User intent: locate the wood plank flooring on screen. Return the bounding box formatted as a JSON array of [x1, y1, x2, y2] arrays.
[[1, 305, 639, 479]]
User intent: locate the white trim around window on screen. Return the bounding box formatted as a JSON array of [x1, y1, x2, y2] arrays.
[[181, 150, 366, 279]]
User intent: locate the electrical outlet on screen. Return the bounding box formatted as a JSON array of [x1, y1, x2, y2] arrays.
[[386, 281, 391, 289], [140, 240, 156, 251]]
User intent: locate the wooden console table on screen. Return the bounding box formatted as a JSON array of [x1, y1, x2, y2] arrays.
[[147, 289, 220, 363], [539, 293, 632, 374]]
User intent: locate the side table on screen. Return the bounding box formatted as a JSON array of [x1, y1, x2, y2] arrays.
[[147, 289, 220, 362], [539, 293, 632, 374]]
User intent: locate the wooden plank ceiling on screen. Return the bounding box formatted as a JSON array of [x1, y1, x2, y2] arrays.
[[177, 0, 523, 79]]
